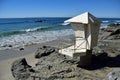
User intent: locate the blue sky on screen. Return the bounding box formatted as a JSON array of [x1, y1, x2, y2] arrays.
[[0, 0, 120, 18]]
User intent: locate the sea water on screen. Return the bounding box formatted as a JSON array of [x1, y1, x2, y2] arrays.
[[0, 17, 120, 50]]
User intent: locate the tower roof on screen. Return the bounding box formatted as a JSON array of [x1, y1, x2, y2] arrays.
[[65, 12, 101, 24]]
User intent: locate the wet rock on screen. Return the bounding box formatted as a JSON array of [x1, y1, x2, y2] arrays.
[[35, 46, 58, 58], [104, 69, 120, 80], [11, 58, 33, 80], [19, 47, 24, 50]]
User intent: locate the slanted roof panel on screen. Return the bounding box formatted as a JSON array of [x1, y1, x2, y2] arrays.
[[65, 12, 101, 24]]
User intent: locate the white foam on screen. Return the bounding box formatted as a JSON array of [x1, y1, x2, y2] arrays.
[[102, 20, 109, 23], [61, 23, 69, 25], [0, 29, 74, 50]]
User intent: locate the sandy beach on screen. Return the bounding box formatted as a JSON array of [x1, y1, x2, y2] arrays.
[[0, 39, 73, 80], [0, 52, 37, 80], [0, 39, 120, 80], [0, 0, 119, 79], [0, 37, 120, 80]]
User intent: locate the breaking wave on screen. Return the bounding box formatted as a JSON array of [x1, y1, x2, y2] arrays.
[[0, 29, 74, 50], [0, 26, 54, 37]]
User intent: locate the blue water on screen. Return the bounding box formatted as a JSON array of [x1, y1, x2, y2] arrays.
[[0, 17, 120, 37], [0, 18, 71, 36], [0, 17, 120, 50]]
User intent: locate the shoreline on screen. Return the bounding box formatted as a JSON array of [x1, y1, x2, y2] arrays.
[[0, 33, 74, 50], [0, 37, 73, 61], [0, 37, 74, 80]]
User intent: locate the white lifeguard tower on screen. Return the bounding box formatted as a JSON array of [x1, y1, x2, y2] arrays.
[[59, 12, 101, 66]]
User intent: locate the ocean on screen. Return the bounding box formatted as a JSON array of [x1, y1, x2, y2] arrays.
[[0, 17, 120, 50]]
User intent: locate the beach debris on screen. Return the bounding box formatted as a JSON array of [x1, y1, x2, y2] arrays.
[[11, 58, 34, 80]]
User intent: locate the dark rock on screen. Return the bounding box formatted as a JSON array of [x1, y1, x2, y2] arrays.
[[110, 29, 120, 36], [19, 48, 24, 51], [34, 19, 45, 22], [11, 58, 33, 80], [12, 46, 81, 80], [35, 46, 58, 58], [101, 28, 106, 31], [108, 23, 120, 27], [8, 45, 12, 47]]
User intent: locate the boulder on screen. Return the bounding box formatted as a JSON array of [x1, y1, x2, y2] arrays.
[[11, 58, 33, 80], [35, 46, 58, 58], [19, 47, 24, 51]]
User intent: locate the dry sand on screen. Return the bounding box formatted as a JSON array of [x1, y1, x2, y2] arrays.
[[0, 39, 72, 80], [0, 53, 38, 80], [0, 38, 119, 80]]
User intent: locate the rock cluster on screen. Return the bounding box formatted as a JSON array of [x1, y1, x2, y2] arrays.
[[100, 23, 120, 40], [11, 24, 120, 80], [11, 58, 34, 80], [11, 46, 81, 80]]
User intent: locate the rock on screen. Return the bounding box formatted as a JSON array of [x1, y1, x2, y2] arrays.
[[108, 23, 120, 27], [12, 46, 81, 80], [110, 29, 120, 36], [104, 69, 120, 80], [19, 47, 24, 50], [33, 46, 81, 80], [35, 46, 58, 58], [11, 58, 33, 80], [8, 45, 12, 47], [34, 19, 45, 22]]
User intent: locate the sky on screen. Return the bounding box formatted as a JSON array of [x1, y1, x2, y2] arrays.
[[0, 0, 120, 18]]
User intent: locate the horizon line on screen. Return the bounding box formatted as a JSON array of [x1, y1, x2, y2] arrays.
[[0, 16, 120, 19]]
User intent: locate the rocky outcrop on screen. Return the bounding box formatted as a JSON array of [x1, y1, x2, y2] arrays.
[[33, 46, 80, 80], [100, 23, 120, 40], [104, 69, 120, 80], [35, 46, 58, 58], [11, 46, 81, 80], [108, 29, 120, 40], [11, 58, 34, 80]]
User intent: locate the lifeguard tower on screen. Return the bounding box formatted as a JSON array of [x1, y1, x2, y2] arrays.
[[59, 12, 101, 66]]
